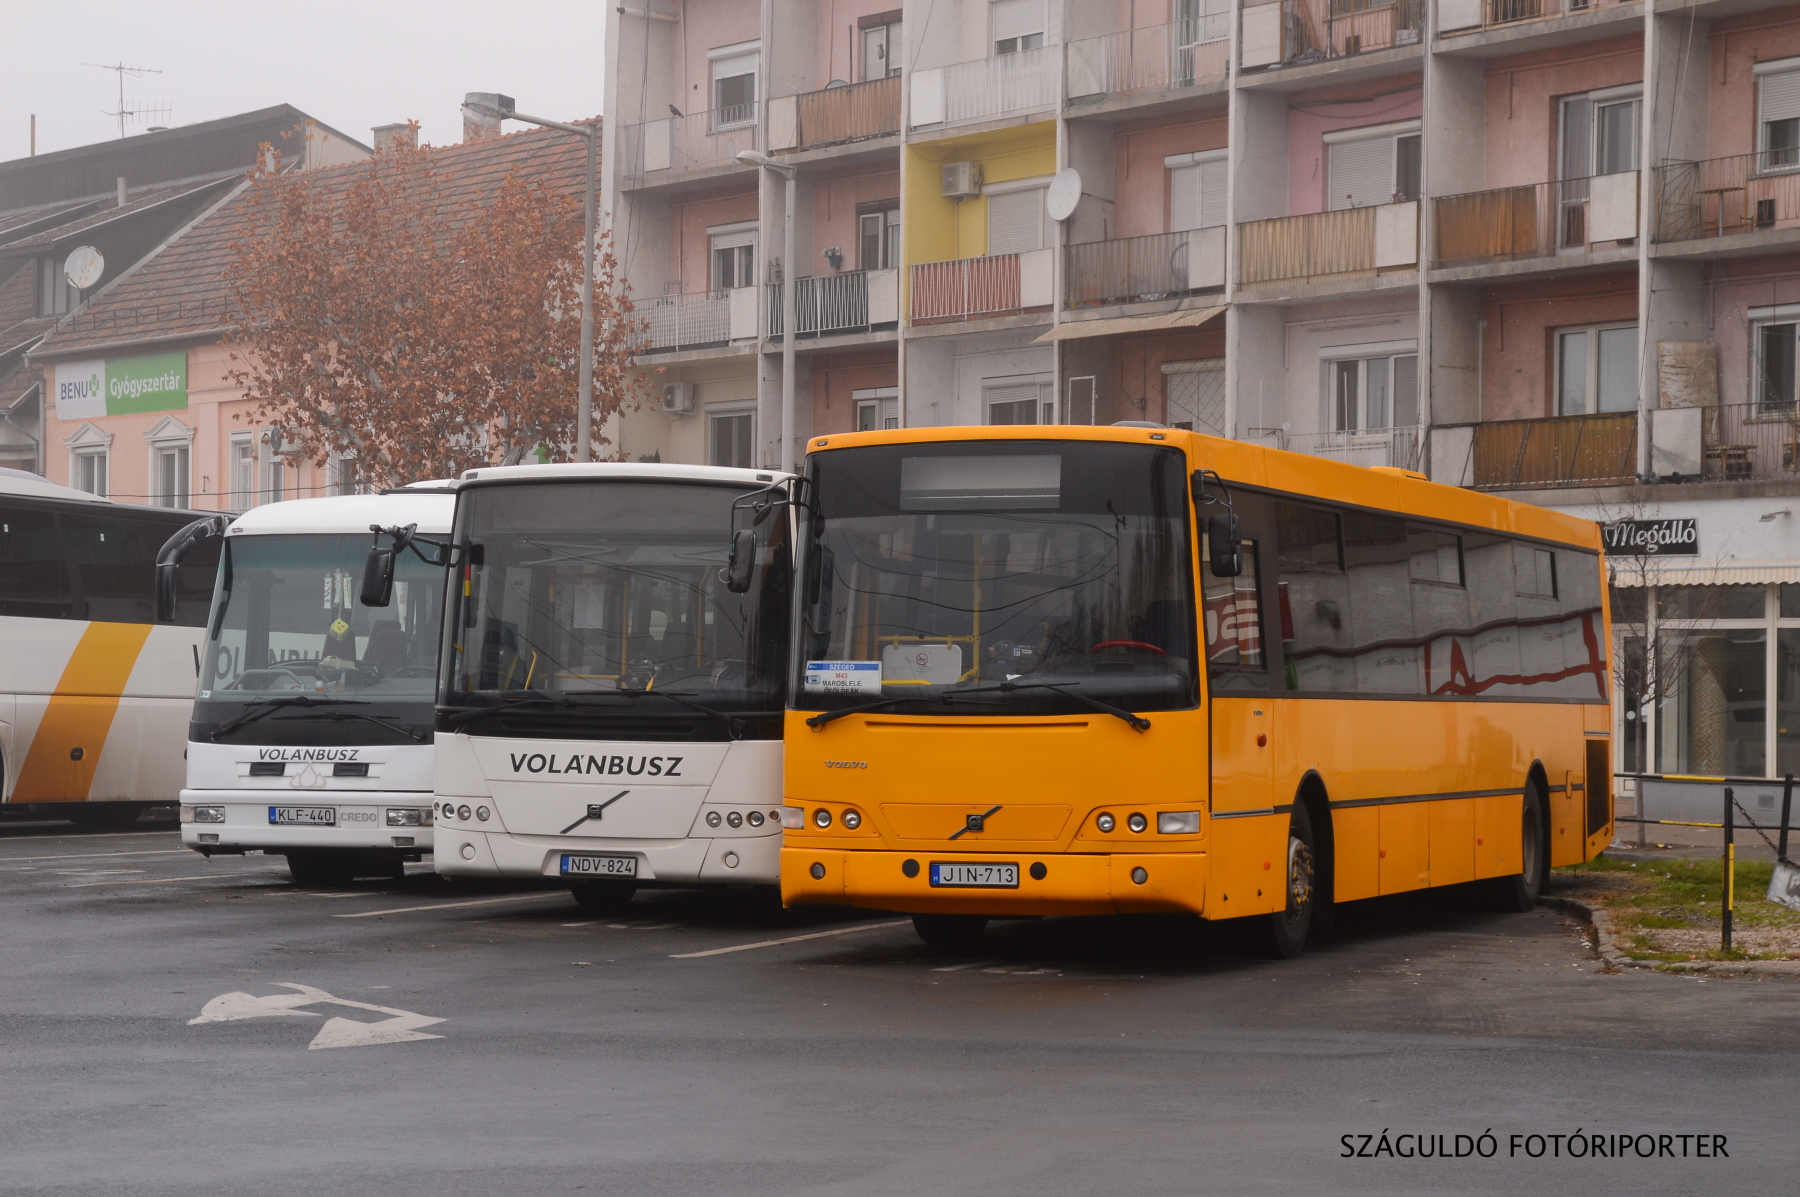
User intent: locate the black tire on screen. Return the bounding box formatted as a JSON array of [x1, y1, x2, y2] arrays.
[[570, 880, 637, 914], [1248, 802, 1316, 959], [67, 803, 145, 832], [911, 913, 989, 950], [1487, 780, 1549, 912], [286, 853, 359, 888]]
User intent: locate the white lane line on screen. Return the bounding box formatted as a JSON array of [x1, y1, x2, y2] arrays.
[[63, 871, 269, 888], [671, 919, 911, 959], [1, 849, 193, 863], [334, 892, 566, 918]]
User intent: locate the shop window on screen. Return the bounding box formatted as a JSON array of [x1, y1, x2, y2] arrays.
[[1657, 628, 1767, 777], [991, 0, 1045, 55], [1324, 121, 1420, 210], [1556, 323, 1638, 416]]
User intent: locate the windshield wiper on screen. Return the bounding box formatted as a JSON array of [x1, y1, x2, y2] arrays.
[[278, 708, 426, 743], [207, 696, 369, 740], [617, 688, 770, 740], [804, 682, 1150, 732], [439, 693, 573, 728]]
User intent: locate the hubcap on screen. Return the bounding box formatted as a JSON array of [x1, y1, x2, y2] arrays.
[[1284, 834, 1314, 922]]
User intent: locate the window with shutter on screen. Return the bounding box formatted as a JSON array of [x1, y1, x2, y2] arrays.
[[854, 387, 900, 430], [1169, 163, 1202, 233], [987, 188, 1046, 255], [984, 378, 1053, 424], [1166, 152, 1227, 232], [711, 48, 759, 125], [1392, 354, 1419, 426], [1327, 135, 1394, 211], [862, 22, 902, 80], [1762, 68, 1800, 169], [991, 0, 1045, 54], [1200, 158, 1227, 228]]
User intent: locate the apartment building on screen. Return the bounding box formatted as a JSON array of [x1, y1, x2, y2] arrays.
[[601, 0, 1800, 796]]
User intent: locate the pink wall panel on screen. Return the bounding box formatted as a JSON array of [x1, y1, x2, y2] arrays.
[[1482, 37, 1641, 189], [1286, 83, 1423, 216], [1707, 253, 1800, 406], [680, 0, 763, 113], [1478, 273, 1638, 420], [671, 188, 759, 293], [1708, 12, 1800, 157], [810, 349, 899, 434], [1112, 112, 1228, 238], [807, 168, 902, 269]]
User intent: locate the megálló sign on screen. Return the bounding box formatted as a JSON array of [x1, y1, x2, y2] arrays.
[[1603, 518, 1699, 556]]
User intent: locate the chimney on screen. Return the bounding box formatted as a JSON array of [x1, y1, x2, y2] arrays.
[[372, 122, 419, 153], [463, 106, 503, 144]]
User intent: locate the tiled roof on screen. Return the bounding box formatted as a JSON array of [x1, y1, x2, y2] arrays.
[[33, 121, 600, 360], [0, 178, 237, 253], [0, 260, 38, 335]]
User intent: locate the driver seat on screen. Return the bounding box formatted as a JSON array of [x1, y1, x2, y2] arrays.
[[362, 620, 411, 677]]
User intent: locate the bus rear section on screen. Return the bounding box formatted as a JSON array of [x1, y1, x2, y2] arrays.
[[0, 470, 218, 828], [432, 463, 792, 913], [179, 487, 453, 884], [778, 427, 1612, 954]]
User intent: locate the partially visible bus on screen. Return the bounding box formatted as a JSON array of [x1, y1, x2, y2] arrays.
[[432, 463, 792, 912], [779, 426, 1613, 955], [0, 468, 218, 828], [174, 487, 454, 884]]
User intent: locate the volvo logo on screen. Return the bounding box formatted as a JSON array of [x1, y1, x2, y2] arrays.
[[949, 805, 1002, 840]]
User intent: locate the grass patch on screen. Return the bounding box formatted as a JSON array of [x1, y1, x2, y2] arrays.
[[1555, 854, 1800, 960]]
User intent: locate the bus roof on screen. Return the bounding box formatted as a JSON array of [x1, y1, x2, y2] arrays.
[[457, 462, 790, 489], [0, 467, 110, 505], [803, 424, 1602, 551], [225, 489, 455, 537]]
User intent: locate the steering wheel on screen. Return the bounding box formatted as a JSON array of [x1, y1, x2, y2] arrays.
[[1092, 639, 1168, 655]]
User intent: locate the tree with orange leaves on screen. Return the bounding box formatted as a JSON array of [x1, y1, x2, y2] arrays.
[[225, 133, 645, 489]]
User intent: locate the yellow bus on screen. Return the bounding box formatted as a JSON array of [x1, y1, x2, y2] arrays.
[[778, 425, 1613, 955]]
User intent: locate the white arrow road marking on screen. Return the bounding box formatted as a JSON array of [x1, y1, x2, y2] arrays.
[[189, 983, 445, 1050]]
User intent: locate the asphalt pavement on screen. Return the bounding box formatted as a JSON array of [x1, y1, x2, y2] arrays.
[[1, 818, 1795, 1196]]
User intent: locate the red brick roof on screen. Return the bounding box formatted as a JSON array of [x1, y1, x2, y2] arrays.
[[32, 121, 600, 361]]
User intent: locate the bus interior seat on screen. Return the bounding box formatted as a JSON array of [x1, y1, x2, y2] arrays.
[[362, 620, 412, 675]]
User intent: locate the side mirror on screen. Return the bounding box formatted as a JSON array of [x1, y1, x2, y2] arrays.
[[1208, 513, 1242, 578], [361, 547, 396, 607], [726, 528, 757, 593], [154, 514, 229, 622], [155, 563, 180, 625]]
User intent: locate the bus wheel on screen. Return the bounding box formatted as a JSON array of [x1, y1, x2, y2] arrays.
[[570, 880, 636, 914], [286, 853, 357, 888], [1252, 802, 1316, 959], [1487, 782, 1549, 913], [911, 913, 989, 951]]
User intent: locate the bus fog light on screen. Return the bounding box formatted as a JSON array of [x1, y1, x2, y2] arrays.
[[1095, 812, 1115, 833], [180, 806, 195, 823], [457, 804, 473, 821], [475, 806, 490, 822], [813, 808, 833, 829], [198, 833, 220, 844], [386, 808, 423, 827], [194, 806, 226, 824], [748, 810, 766, 828], [809, 862, 826, 879], [1131, 867, 1148, 885], [780, 806, 805, 830], [1157, 811, 1199, 835], [392, 836, 415, 847], [727, 811, 743, 828], [706, 811, 723, 828], [1127, 812, 1148, 834], [841, 809, 862, 830]]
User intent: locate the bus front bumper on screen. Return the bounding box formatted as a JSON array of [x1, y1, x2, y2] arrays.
[[780, 848, 1209, 917], [436, 828, 780, 887], [179, 792, 434, 856]]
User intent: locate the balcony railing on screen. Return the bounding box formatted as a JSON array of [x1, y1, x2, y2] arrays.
[[910, 46, 1058, 128], [1257, 426, 1423, 470], [1433, 175, 1628, 266], [620, 103, 760, 184], [1066, 230, 1218, 307], [767, 272, 869, 339], [778, 76, 901, 151], [638, 290, 732, 353], [1655, 153, 1800, 243], [911, 255, 1022, 322], [1245, 0, 1424, 68], [1240, 203, 1417, 286], [1438, 0, 1626, 37], [1701, 404, 1800, 481], [1469, 412, 1637, 489], [1065, 18, 1230, 102]]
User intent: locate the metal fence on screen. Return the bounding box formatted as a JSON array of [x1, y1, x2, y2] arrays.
[[796, 76, 901, 149], [1272, 0, 1425, 63], [1239, 207, 1377, 286], [767, 272, 871, 339], [1065, 232, 1194, 308], [935, 45, 1059, 126], [1701, 403, 1800, 480], [620, 103, 760, 184], [1655, 152, 1800, 243], [1064, 19, 1230, 101], [638, 290, 732, 352], [1469, 411, 1637, 489], [910, 255, 1022, 322]]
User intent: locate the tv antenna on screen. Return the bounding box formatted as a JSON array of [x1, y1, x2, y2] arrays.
[[86, 62, 168, 138]]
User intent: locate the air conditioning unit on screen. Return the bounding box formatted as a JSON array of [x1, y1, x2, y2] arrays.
[[941, 161, 983, 200], [261, 426, 301, 457], [658, 382, 696, 415]]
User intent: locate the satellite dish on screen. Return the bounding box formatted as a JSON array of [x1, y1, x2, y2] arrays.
[[64, 246, 104, 290], [1046, 168, 1082, 222]]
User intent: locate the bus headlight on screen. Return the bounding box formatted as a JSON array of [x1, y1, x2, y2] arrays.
[[748, 810, 766, 828], [706, 811, 723, 828], [841, 809, 862, 830], [386, 808, 424, 827], [1127, 812, 1148, 834], [813, 808, 833, 829], [1095, 812, 1116, 833], [193, 806, 226, 824], [780, 806, 804, 830], [1157, 811, 1200, 835]]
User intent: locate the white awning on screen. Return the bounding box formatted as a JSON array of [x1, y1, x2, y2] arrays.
[[1609, 560, 1800, 587], [1033, 305, 1226, 343]]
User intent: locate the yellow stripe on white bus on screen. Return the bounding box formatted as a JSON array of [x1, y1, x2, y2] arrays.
[[12, 622, 154, 804]]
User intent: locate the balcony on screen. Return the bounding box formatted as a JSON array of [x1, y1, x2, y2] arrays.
[[620, 103, 759, 186], [1239, 202, 1417, 288], [766, 270, 899, 339], [637, 290, 736, 353], [1467, 412, 1637, 490], [1437, 0, 1629, 37], [1257, 426, 1422, 470], [1065, 18, 1230, 104], [1433, 173, 1638, 268], [1699, 405, 1800, 481], [910, 46, 1058, 129], [1242, 0, 1425, 70], [1655, 153, 1800, 245], [767, 76, 901, 153], [1065, 229, 1225, 308], [910, 250, 1054, 323]]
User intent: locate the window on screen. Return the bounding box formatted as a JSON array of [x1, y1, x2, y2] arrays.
[[986, 185, 1047, 256], [709, 223, 757, 291], [1325, 346, 1418, 432], [73, 449, 107, 498], [991, 0, 1045, 55], [1561, 87, 1641, 179], [857, 200, 900, 270], [1165, 150, 1227, 232], [37, 255, 76, 316], [229, 433, 256, 513], [709, 42, 759, 127], [1204, 534, 1263, 672], [1759, 62, 1800, 171], [984, 376, 1055, 424], [152, 443, 189, 508], [711, 409, 755, 468], [262, 450, 286, 505], [854, 387, 899, 431], [861, 13, 903, 80], [1164, 359, 1225, 435], [1556, 323, 1638, 415], [1324, 121, 1421, 210]]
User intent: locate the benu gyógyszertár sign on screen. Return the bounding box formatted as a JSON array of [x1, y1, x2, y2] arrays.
[[1603, 518, 1698, 556], [54, 351, 187, 419]]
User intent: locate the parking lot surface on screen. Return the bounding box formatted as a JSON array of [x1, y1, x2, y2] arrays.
[[2, 819, 1795, 1196]]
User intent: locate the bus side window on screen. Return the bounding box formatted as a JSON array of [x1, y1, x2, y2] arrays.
[[1273, 502, 1346, 692], [0, 501, 74, 619], [1203, 533, 1263, 671]]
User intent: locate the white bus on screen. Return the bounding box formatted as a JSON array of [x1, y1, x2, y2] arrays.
[[173, 487, 455, 884], [0, 467, 218, 828], [431, 463, 792, 912]]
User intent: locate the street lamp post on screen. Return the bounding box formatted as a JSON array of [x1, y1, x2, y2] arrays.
[[735, 150, 796, 473], [462, 93, 598, 463]]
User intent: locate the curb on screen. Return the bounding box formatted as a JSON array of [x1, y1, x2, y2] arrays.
[[1537, 895, 1800, 976]]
